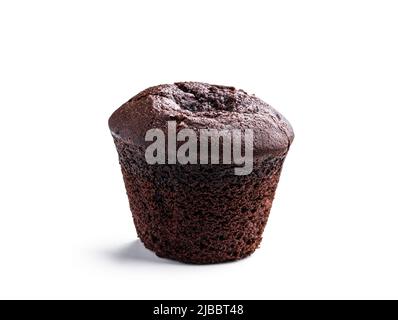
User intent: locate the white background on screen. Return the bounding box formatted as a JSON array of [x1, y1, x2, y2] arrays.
[[0, 0, 397, 299]]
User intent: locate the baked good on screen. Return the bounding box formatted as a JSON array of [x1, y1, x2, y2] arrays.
[[109, 82, 294, 264]]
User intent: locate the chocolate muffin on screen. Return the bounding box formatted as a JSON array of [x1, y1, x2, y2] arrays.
[[109, 82, 294, 264]]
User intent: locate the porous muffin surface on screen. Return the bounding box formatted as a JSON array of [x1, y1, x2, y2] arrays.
[[109, 82, 294, 157], [115, 140, 284, 264]]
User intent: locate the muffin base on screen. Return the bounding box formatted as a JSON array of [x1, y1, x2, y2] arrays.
[[114, 138, 285, 264]]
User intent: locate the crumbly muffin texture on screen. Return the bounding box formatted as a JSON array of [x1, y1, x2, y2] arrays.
[[115, 140, 285, 263]]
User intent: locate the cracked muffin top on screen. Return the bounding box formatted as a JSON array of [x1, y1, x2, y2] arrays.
[[108, 82, 294, 157]]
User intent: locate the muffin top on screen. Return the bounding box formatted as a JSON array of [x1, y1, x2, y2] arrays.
[[109, 82, 294, 157]]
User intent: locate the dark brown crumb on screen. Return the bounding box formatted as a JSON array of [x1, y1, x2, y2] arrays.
[[114, 140, 285, 264]]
